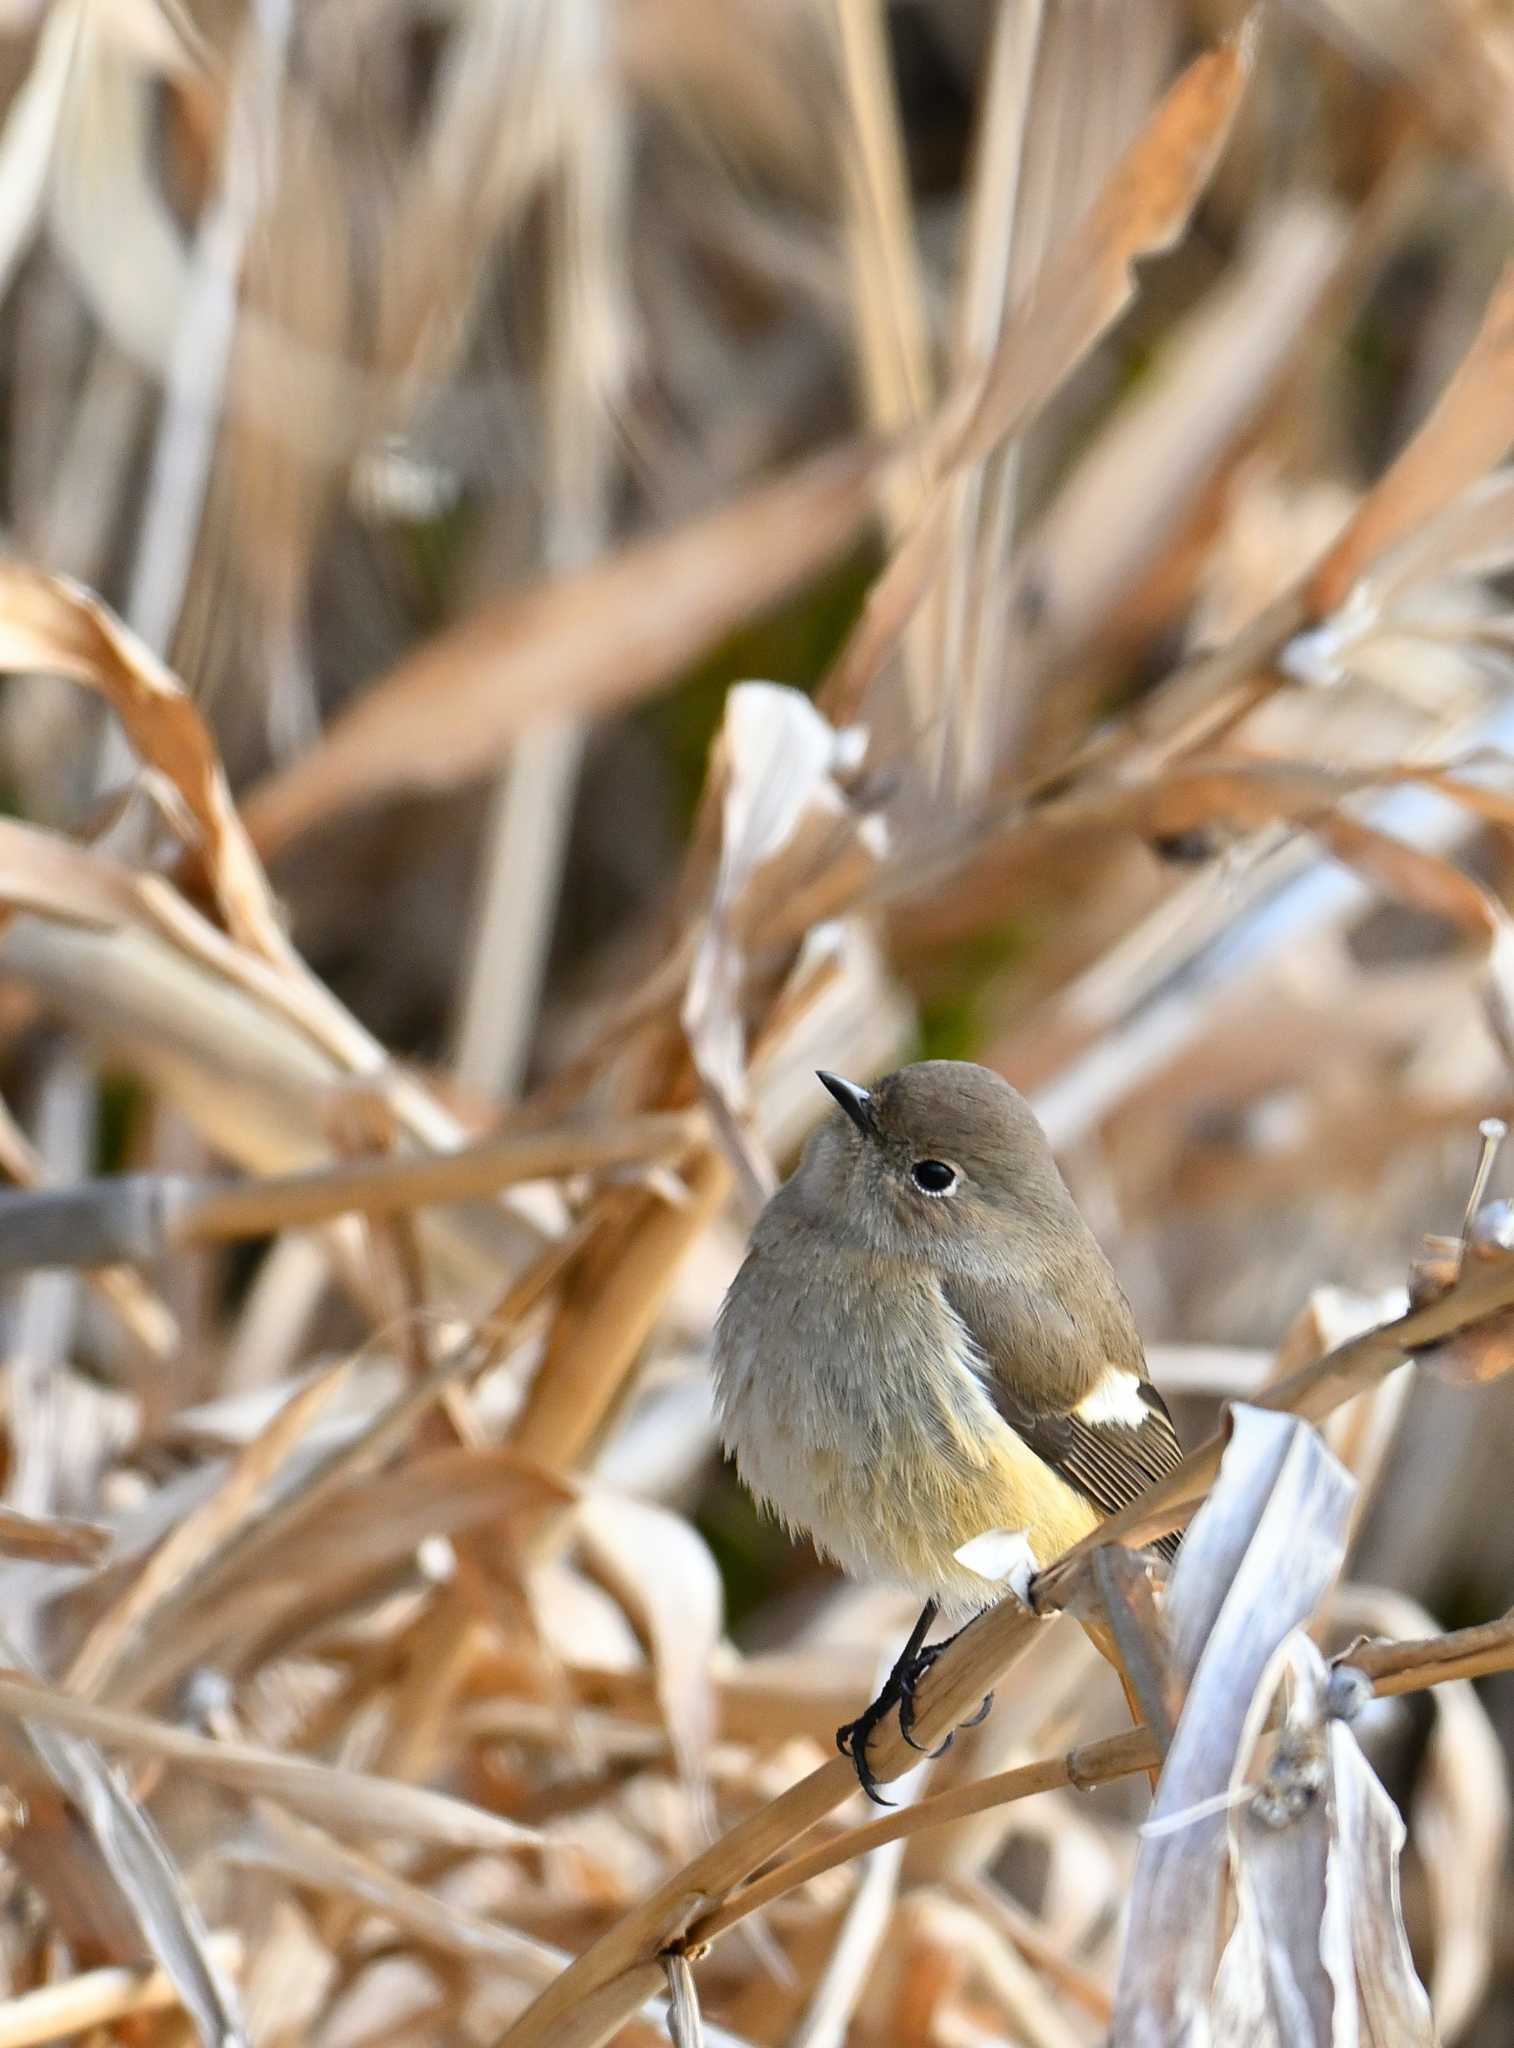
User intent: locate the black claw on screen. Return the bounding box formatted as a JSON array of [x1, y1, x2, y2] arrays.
[[836, 1599, 1003, 1802], [836, 1707, 895, 1806], [898, 1644, 954, 1755], [901, 1719, 954, 1757], [897, 1642, 996, 1751]]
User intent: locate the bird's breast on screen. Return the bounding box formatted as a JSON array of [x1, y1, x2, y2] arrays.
[[712, 1248, 1098, 1608]]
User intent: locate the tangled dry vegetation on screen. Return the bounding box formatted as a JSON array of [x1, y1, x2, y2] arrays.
[[10, 1, 1514, 2043]]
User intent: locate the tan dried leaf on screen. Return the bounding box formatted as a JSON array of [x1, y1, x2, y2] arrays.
[[0, 1675, 541, 1854], [682, 682, 883, 1204], [240, 445, 877, 857], [578, 1488, 724, 1797], [0, 1631, 248, 2048], [1306, 263, 1514, 618], [826, 25, 1255, 713], [0, 565, 285, 959], [1311, 815, 1514, 1078]]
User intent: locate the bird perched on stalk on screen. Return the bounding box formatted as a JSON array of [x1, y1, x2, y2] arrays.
[[713, 1060, 1181, 1802]]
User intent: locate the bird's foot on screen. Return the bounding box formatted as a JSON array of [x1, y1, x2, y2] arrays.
[[837, 1599, 997, 1801], [836, 1687, 901, 1807], [898, 1643, 995, 1754]]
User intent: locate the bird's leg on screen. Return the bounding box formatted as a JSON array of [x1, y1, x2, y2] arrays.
[[836, 1600, 938, 1805], [897, 1617, 995, 1754]]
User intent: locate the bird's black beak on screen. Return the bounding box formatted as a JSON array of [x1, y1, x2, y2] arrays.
[[817, 1070, 875, 1137]]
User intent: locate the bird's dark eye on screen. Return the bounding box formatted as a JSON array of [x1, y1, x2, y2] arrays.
[[911, 1159, 957, 1195]]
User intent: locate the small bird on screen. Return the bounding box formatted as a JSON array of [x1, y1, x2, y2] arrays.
[[712, 1060, 1182, 1801]]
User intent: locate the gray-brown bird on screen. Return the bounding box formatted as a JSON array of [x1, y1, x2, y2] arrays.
[[712, 1059, 1181, 1800]]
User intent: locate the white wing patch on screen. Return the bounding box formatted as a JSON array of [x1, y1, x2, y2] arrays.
[[1076, 1369, 1149, 1430]]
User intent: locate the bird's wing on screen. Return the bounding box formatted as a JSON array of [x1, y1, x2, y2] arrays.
[[941, 1271, 1184, 1561]]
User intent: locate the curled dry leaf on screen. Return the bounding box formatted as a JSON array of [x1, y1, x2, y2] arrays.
[[577, 1487, 724, 1801], [1211, 1637, 1340, 2047], [0, 564, 285, 959], [1336, 1585, 1509, 2041], [1112, 1406, 1356, 2044], [1327, 1704, 1436, 2047], [1212, 1629, 1434, 2048], [682, 682, 885, 1206]]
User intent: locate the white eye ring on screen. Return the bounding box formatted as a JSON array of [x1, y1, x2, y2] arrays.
[[911, 1159, 958, 1196]]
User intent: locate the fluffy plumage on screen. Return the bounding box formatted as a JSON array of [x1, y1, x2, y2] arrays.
[[713, 1060, 1182, 1611]]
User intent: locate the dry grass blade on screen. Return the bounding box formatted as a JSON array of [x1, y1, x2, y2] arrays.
[[1306, 261, 1514, 617], [9, 11, 1514, 2042], [109, 1447, 570, 1710], [239, 444, 879, 857], [65, 1359, 353, 1697], [0, 0, 85, 306], [944, 26, 1256, 478], [0, 1633, 248, 2048], [833, 0, 931, 460], [825, 24, 1255, 717], [1008, 196, 1348, 668], [0, 816, 421, 1131], [0, 1933, 243, 2048], [509, 1153, 729, 1467], [500, 1240, 1514, 2047], [229, 1808, 561, 1981], [183, 1109, 701, 1238], [0, 1675, 541, 1852], [0, 1108, 704, 1271], [0, 1504, 110, 1566]]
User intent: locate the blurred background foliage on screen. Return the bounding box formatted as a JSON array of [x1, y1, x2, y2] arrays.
[[4, 1, 1514, 2042]]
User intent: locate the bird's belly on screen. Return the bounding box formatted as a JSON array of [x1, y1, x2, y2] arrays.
[[797, 1436, 1099, 1615], [716, 1320, 1099, 1615]]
